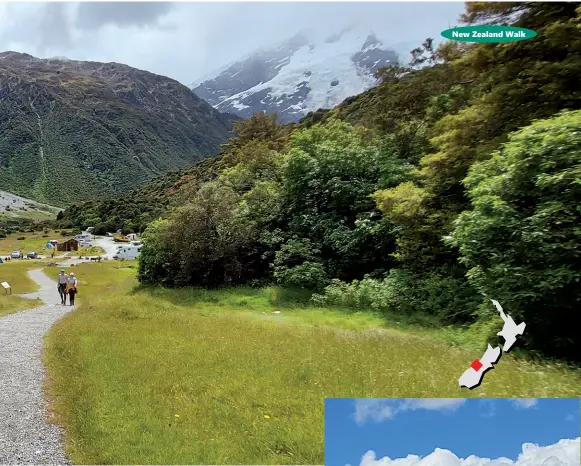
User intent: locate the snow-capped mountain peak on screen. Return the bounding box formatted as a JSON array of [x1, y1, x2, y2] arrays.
[[191, 27, 399, 123]]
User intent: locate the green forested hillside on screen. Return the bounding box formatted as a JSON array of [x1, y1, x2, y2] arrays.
[[0, 52, 236, 206], [56, 113, 293, 234], [56, 156, 223, 234], [60, 2, 581, 363]]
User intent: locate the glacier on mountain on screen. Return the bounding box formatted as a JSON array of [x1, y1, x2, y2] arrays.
[[191, 26, 399, 123]]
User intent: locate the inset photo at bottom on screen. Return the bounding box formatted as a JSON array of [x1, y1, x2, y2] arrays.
[[325, 398, 580, 466]]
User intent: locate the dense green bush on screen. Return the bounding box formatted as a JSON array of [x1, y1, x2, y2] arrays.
[[138, 182, 264, 288], [137, 219, 177, 287], [448, 110, 581, 360], [278, 120, 400, 282], [312, 268, 481, 323], [274, 262, 329, 291], [271, 237, 328, 290]]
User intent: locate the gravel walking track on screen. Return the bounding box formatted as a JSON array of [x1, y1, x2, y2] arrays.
[[0, 269, 72, 465]]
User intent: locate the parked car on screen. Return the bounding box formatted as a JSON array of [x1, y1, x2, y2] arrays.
[[27, 252, 38, 259], [11, 251, 22, 259]]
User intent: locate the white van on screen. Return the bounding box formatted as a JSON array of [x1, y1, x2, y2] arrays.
[[112, 245, 142, 260]]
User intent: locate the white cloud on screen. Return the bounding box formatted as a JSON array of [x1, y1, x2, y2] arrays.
[[0, 2, 465, 85], [354, 399, 398, 424], [358, 438, 580, 466], [478, 399, 498, 418], [354, 399, 466, 425], [511, 399, 538, 409], [402, 399, 467, 411]]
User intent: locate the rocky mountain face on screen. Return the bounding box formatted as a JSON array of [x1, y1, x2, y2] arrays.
[[192, 28, 399, 123], [0, 52, 237, 206]]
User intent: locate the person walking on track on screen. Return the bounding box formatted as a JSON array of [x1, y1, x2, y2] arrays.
[[57, 269, 68, 305], [66, 272, 78, 306]]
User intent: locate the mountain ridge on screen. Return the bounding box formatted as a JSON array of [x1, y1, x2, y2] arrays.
[[0, 51, 237, 206]]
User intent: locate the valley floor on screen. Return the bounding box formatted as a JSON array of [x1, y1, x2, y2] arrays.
[[40, 262, 581, 464]]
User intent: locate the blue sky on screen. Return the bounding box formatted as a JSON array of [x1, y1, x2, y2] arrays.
[[325, 398, 580, 466]]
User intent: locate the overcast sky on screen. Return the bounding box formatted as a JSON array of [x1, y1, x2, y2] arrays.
[[0, 2, 465, 86]]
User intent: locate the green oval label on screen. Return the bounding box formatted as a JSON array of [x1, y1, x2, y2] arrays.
[[441, 25, 537, 43]]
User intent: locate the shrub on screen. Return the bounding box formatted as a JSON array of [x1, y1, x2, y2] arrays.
[[274, 262, 329, 291], [448, 110, 581, 361], [272, 237, 329, 290], [312, 268, 481, 323]]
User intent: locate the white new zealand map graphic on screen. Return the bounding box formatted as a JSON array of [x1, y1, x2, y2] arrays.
[[459, 300, 526, 389]]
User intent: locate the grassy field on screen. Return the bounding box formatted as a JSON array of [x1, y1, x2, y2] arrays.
[[0, 231, 54, 256], [0, 261, 42, 317], [72, 245, 106, 257], [43, 262, 581, 465], [0, 231, 101, 259]]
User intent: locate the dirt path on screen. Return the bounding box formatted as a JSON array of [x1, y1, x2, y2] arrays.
[[0, 269, 72, 465]]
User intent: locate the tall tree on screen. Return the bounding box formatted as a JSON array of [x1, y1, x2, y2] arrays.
[[448, 110, 581, 361], [375, 2, 581, 272]]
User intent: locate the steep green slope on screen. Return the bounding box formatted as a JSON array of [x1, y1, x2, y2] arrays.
[[56, 156, 222, 234], [56, 113, 287, 234], [0, 52, 236, 206]]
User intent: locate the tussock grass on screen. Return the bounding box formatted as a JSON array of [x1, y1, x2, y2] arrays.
[[0, 261, 42, 316], [44, 263, 581, 464]]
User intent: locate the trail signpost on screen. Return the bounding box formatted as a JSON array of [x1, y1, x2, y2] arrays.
[[1, 281, 11, 294]]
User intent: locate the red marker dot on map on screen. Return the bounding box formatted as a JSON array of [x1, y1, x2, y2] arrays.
[[471, 359, 483, 371]]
